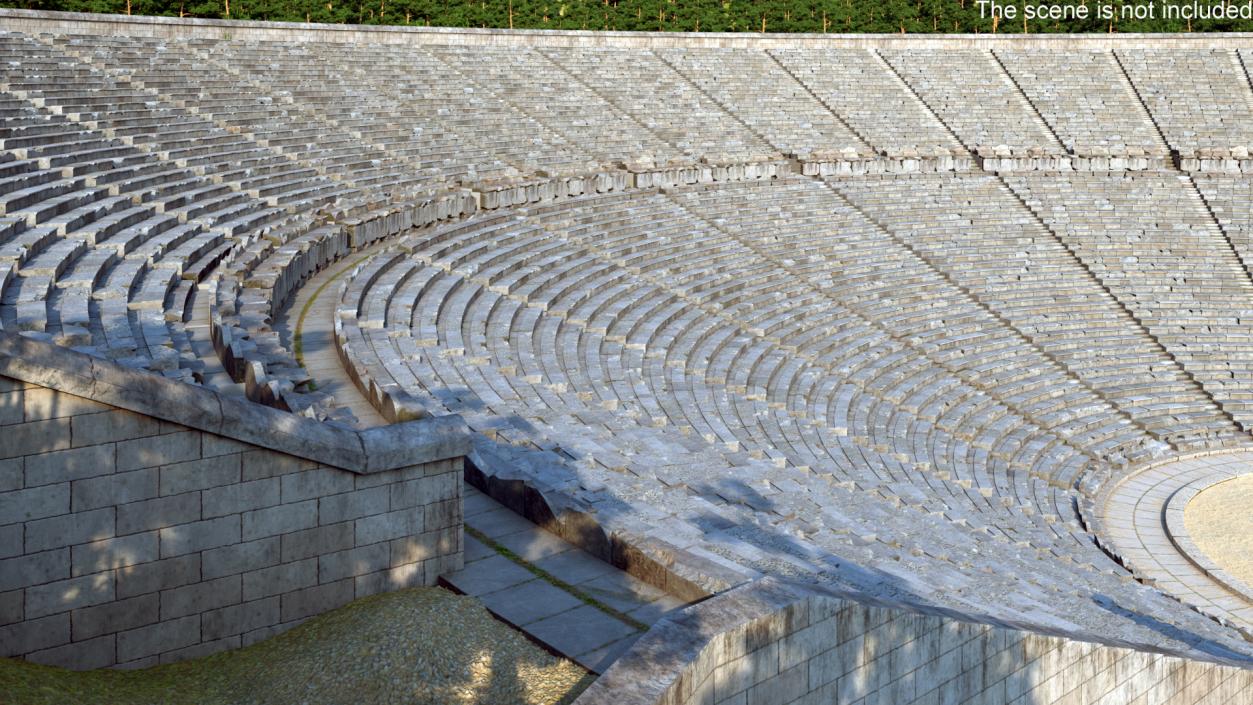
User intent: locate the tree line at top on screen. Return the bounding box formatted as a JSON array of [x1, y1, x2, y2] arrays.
[[4, 0, 1252, 33]]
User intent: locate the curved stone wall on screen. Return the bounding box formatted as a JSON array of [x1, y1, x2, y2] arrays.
[[577, 578, 1253, 705]]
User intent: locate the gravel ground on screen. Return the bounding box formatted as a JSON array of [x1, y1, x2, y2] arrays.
[[1184, 474, 1253, 587], [0, 588, 594, 705]]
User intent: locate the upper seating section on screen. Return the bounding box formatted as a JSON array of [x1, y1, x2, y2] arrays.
[[1115, 49, 1253, 158], [310, 43, 602, 179], [879, 48, 1066, 157], [429, 45, 686, 168], [538, 47, 776, 162], [654, 48, 868, 158], [994, 50, 1169, 158], [769, 48, 963, 158]]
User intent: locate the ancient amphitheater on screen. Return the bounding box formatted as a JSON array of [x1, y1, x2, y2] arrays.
[[1, 8, 1253, 704]]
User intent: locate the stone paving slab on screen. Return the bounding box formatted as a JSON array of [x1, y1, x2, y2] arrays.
[[478, 578, 585, 626], [445, 553, 537, 597], [1102, 451, 1253, 631], [525, 605, 641, 664], [495, 528, 576, 562], [532, 549, 619, 586], [471, 504, 546, 539], [442, 484, 689, 674]]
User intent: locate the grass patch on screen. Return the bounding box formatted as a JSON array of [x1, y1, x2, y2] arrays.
[[0, 588, 593, 705], [465, 525, 649, 632]]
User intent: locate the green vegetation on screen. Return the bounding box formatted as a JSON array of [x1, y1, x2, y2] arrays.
[[3, 0, 1253, 33], [0, 588, 592, 705]]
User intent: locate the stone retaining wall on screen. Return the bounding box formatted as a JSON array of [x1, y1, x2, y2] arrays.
[[5, 9, 1253, 49], [0, 334, 469, 669], [577, 578, 1253, 705]]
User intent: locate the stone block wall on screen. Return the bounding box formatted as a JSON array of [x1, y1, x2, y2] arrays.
[[0, 335, 469, 670], [577, 578, 1253, 705]]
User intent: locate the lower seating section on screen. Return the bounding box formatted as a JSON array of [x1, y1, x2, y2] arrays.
[[1195, 174, 1253, 272], [666, 179, 1160, 470], [331, 182, 1253, 656], [832, 173, 1238, 449], [1005, 172, 1253, 431]]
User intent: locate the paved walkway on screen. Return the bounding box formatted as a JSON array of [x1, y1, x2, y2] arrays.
[[444, 484, 684, 673], [273, 245, 391, 428], [264, 239, 685, 672], [1102, 452, 1253, 630]]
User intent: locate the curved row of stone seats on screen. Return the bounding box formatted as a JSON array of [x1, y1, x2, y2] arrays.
[[346, 190, 1104, 538], [308, 42, 602, 181], [1115, 49, 1253, 162], [0, 36, 347, 380], [653, 48, 866, 159], [210, 190, 476, 419], [50, 35, 433, 206], [1195, 175, 1253, 272], [878, 49, 1067, 161], [536, 47, 776, 162], [829, 172, 1242, 452], [1005, 172, 1253, 432], [210, 213, 334, 408], [654, 179, 1161, 469], [326, 205, 1253, 656], [768, 48, 964, 159], [335, 215, 1084, 552], [430, 45, 687, 169], [993, 50, 1171, 162]]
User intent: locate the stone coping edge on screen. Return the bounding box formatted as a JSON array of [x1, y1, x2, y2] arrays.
[[3, 9, 1253, 49], [577, 575, 1253, 705], [0, 331, 471, 473], [1164, 474, 1253, 604]]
